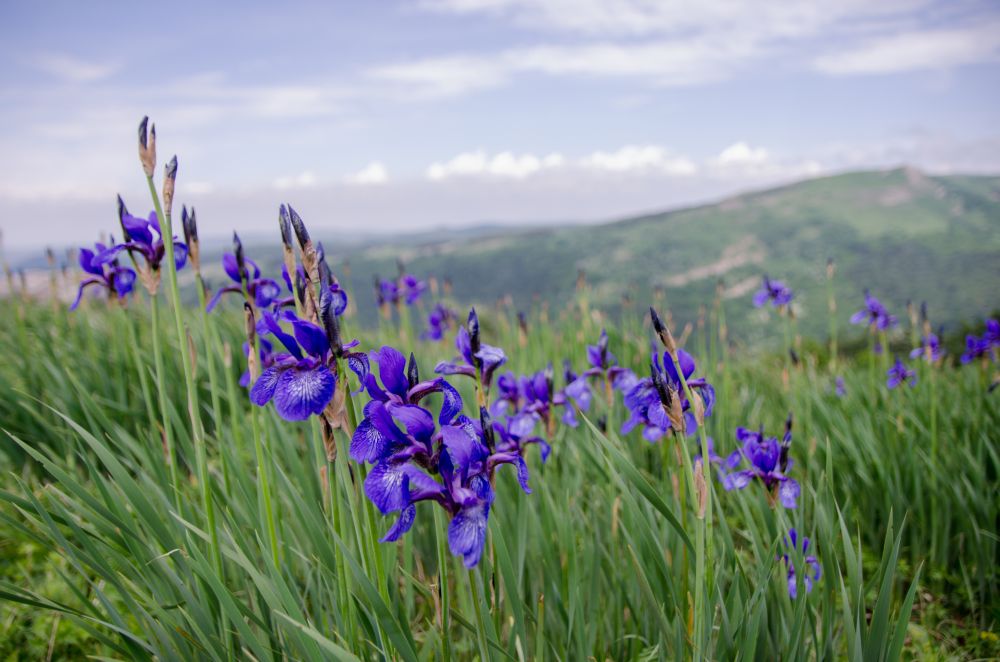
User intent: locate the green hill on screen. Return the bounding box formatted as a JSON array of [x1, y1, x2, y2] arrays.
[[245, 167, 1000, 344]]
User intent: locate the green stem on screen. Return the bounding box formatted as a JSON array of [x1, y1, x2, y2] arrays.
[[434, 507, 453, 661], [145, 176, 225, 605], [668, 351, 714, 660], [150, 295, 181, 513], [469, 569, 493, 662]]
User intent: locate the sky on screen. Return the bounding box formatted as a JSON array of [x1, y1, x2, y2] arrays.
[[1, 0, 999, 252]]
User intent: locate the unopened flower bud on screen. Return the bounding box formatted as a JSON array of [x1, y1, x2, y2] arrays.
[[278, 204, 293, 249], [467, 308, 481, 362], [243, 303, 259, 383], [320, 287, 344, 358], [162, 156, 177, 217], [649, 306, 677, 355], [479, 406, 495, 451], [232, 232, 247, 284], [138, 117, 156, 178], [182, 206, 200, 271], [826, 257, 835, 280], [407, 352, 419, 389]]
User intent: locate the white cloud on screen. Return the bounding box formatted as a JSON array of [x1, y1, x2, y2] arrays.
[[273, 171, 318, 190], [427, 150, 565, 180], [369, 35, 760, 98], [345, 162, 389, 185], [714, 142, 770, 167], [813, 21, 1000, 75], [31, 52, 119, 83], [420, 0, 931, 39], [581, 145, 697, 175]]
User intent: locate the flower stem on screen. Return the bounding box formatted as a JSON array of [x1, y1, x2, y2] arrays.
[[149, 294, 181, 513], [469, 568, 494, 662], [145, 175, 225, 596], [668, 351, 714, 659], [433, 506, 453, 661]]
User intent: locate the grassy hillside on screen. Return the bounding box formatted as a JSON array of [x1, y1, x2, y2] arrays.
[[236, 167, 1000, 343]]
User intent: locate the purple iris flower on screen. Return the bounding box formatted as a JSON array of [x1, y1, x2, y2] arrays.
[[491, 412, 551, 466], [351, 387, 530, 567], [580, 329, 629, 387], [98, 204, 188, 275], [240, 338, 275, 388], [781, 529, 821, 599], [834, 376, 846, 398], [909, 333, 943, 363], [886, 356, 917, 389], [722, 421, 799, 509], [850, 290, 897, 331], [70, 241, 137, 310], [361, 346, 463, 412], [400, 274, 427, 305], [379, 278, 400, 305], [752, 275, 794, 308], [491, 365, 590, 434], [207, 249, 282, 312], [376, 273, 426, 307], [249, 302, 368, 421], [961, 319, 1000, 364], [620, 349, 715, 442], [422, 303, 456, 341], [434, 309, 507, 394]]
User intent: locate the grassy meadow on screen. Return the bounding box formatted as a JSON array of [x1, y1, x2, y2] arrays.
[[0, 124, 998, 661]]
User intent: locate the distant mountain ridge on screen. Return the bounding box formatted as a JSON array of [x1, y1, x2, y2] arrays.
[[293, 167, 997, 343]]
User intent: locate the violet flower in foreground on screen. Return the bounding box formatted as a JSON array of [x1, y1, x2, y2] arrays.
[[250, 289, 368, 421], [435, 308, 507, 396], [850, 289, 897, 331], [781, 529, 821, 599], [98, 198, 188, 292], [70, 241, 137, 310], [722, 417, 799, 508], [620, 349, 715, 442], [752, 275, 794, 309], [351, 381, 533, 567], [886, 356, 917, 389]]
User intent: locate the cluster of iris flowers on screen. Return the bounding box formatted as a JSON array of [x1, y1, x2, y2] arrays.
[[961, 319, 999, 364]]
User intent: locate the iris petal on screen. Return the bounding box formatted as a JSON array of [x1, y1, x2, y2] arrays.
[[272, 364, 336, 421]]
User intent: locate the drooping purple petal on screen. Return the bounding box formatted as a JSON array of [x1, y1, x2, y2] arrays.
[[380, 504, 416, 542], [271, 364, 336, 421], [291, 319, 330, 358], [374, 346, 408, 397], [250, 365, 284, 406]]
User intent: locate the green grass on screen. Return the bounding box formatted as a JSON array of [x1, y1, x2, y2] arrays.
[[0, 285, 996, 660]]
